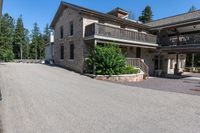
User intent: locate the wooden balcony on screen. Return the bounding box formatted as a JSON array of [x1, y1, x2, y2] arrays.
[[159, 33, 200, 53], [84, 23, 157, 45], [160, 33, 200, 46]]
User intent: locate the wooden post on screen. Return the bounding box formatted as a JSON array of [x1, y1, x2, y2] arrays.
[[158, 29, 161, 44], [174, 53, 179, 75], [93, 40, 97, 75], [158, 52, 161, 70], [192, 53, 195, 68]]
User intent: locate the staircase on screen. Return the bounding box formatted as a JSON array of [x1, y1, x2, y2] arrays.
[[126, 58, 149, 78]]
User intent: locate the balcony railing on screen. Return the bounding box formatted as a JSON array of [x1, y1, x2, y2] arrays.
[[85, 23, 157, 44], [159, 33, 200, 46]]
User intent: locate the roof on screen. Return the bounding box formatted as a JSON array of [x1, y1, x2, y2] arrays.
[[50, 1, 150, 30], [146, 10, 200, 29]]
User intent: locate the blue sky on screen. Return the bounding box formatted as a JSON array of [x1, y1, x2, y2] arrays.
[[3, 0, 200, 32]]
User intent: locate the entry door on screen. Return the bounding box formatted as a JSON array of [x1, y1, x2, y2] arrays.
[[136, 47, 141, 58], [154, 55, 163, 70]]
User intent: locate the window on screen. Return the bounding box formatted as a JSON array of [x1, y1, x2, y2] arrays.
[[60, 26, 64, 39], [60, 45, 64, 60], [70, 21, 74, 36], [70, 44, 74, 60], [136, 47, 141, 58]]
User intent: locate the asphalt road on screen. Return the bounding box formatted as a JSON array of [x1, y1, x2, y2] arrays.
[[0, 63, 200, 133]]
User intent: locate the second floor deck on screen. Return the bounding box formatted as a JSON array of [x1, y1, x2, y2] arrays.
[[159, 32, 200, 53], [84, 23, 158, 47]]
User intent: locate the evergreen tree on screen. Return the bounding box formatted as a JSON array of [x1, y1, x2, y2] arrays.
[[23, 28, 30, 59], [139, 5, 153, 23], [43, 24, 50, 44], [189, 5, 196, 12], [38, 34, 45, 59], [29, 23, 40, 59], [0, 13, 15, 61], [13, 15, 27, 59]]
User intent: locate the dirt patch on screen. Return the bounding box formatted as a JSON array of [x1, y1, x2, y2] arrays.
[[190, 89, 200, 92]]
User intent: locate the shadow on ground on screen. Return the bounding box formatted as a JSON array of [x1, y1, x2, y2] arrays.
[[0, 119, 3, 133]]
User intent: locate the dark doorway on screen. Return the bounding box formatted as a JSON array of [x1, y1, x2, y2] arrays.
[[136, 47, 141, 58]]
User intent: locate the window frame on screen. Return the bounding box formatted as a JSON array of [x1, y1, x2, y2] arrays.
[[60, 45, 64, 60], [60, 26, 64, 39], [69, 43, 74, 60], [69, 21, 74, 36]]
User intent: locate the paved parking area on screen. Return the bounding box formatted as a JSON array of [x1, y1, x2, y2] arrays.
[[118, 76, 200, 96], [0, 63, 200, 133]]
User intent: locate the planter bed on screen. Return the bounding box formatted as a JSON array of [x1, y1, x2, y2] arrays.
[[86, 72, 145, 82]]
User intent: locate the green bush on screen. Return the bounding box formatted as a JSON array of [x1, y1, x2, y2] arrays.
[[0, 49, 14, 62], [86, 44, 126, 75], [122, 66, 140, 74]]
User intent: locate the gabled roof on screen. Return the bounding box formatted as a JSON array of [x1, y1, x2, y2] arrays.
[[146, 10, 200, 29], [50, 1, 150, 30]]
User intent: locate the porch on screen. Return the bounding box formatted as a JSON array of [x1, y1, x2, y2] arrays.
[[84, 23, 158, 76]]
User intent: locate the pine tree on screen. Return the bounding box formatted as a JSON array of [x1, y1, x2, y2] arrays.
[[0, 13, 15, 61], [23, 28, 30, 59], [38, 34, 45, 59], [139, 5, 153, 23], [189, 5, 196, 12], [13, 15, 27, 59], [30, 23, 40, 59], [43, 24, 50, 44]]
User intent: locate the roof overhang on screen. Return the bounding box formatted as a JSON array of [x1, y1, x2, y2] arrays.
[[149, 18, 200, 31]]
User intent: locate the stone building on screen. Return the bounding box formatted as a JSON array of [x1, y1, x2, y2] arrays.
[[50, 1, 200, 76]]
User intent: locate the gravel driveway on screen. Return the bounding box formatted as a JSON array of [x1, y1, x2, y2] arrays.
[[0, 63, 200, 133]]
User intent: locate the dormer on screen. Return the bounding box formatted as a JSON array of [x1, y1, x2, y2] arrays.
[[107, 8, 129, 19]]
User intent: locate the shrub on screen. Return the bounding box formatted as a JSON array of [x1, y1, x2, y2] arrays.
[[122, 66, 140, 74], [86, 44, 126, 75], [0, 49, 14, 62]]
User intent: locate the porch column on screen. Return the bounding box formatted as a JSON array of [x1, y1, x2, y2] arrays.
[[158, 55, 161, 70], [192, 53, 195, 68], [174, 53, 179, 75], [93, 40, 97, 75], [158, 51, 161, 70]]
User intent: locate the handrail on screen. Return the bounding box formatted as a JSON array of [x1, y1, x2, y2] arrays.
[[126, 58, 149, 77]]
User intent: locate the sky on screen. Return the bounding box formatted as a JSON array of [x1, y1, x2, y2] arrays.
[[3, 0, 200, 32]]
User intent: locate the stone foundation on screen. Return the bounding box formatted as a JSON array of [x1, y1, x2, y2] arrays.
[[94, 73, 145, 82]]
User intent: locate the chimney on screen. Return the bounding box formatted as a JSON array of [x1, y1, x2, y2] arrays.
[[107, 8, 129, 18], [50, 32, 54, 43]]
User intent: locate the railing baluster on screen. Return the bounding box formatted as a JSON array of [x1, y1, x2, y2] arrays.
[[126, 58, 149, 77], [85, 23, 157, 44]]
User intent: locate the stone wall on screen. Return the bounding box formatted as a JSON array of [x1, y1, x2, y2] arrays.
[[95, 73, 144, 82], [53, 8, 85, 73], [141, 48, 156, 75], [165, 54, 187, 74]]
